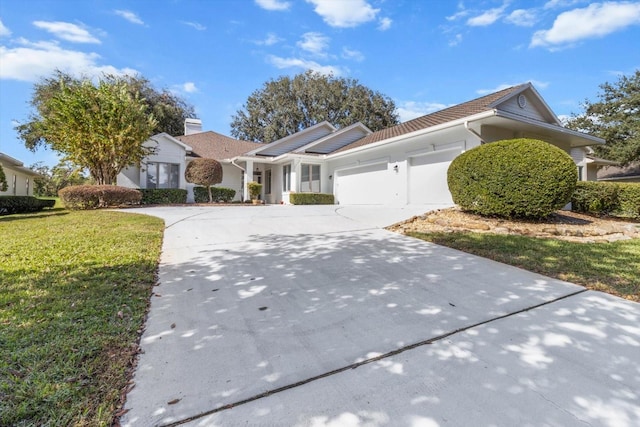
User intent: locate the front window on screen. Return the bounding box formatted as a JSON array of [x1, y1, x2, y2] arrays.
[[282, 164, 291, 192], [577, 166, 584, 181], [265, 170, 272, 194], [147, 162, 180, 189], [300, 164, 320, 192]]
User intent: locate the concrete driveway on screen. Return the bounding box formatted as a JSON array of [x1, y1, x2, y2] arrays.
[[120, 205, 640, 427]]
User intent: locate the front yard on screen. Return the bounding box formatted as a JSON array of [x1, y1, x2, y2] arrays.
[[0, 209, 164, 426]]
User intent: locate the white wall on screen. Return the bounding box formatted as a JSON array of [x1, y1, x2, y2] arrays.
[[0, 164, 37, 196]]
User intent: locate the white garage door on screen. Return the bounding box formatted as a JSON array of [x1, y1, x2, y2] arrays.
[[335, 162, 391, 205], [408, 148, 462, 204]]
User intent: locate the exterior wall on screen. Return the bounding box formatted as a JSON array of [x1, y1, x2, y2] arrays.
[[498, 94, 548, 122], [186, 163, 244, 203], [0, 163, 37, 196], [327, 126, 480, 205]]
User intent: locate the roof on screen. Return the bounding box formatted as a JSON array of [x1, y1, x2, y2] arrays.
[[246, 121, 336, 157], [176, 131, 264, 160], [597, 162, 640, 180], [332, 84, 528, 154], [0, 152, 41, 177]]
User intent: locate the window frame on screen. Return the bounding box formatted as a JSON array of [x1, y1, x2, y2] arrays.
[[146, 162, 180, 189], [300, 163, 320, 193], [282, 164, 291, 192]]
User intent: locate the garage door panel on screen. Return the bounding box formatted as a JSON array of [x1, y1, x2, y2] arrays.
[[336, 163, 390, 205], [408, 149, 462, 205]]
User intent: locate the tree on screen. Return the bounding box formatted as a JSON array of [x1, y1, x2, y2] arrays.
[[31, 161, 92, 197], [566, 70, 640, 166], [230, 70, 399, 142], [16, 71, 197, 153], [0, 164, 7, 192], [17, 74, 157, 185], [185, 158, 223, 203]]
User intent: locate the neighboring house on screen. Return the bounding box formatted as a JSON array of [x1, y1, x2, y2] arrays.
[[0, 152, 41, 197], [597, 162, 640, 182], [570, 146, 618, 181], [118, 83, 605, 205]]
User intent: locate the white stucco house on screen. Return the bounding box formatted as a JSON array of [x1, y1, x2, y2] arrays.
[[118, 83, 605, 205], [0, 152, 41, 197]]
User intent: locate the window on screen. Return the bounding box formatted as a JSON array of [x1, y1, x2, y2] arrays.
[[577, 166, 584, 181], [300, 164, 320, 192], [147, 162, 180, 189], [12, 175, 16, 195], [26, 178, 29, 195], [282, 164, 291, 192], [265, 170, 272, 194]]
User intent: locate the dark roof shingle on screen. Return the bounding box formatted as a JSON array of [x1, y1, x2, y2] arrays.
[[176, 131, 264, 160]]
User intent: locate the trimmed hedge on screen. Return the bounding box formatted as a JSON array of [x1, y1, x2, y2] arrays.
[[447, 138, 577, 219], [290, 193, 335, 205], [193, 186, 236, 203], [0, 196, 55, 215], [139, 188, 187, 205], [59, 185, 141, 210], [572, 181, 640, 218]]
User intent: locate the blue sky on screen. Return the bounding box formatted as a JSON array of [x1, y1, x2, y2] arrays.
[[1, 0, 639, 168]]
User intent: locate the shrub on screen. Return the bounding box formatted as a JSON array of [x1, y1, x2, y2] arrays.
[[572, 181, 640, 218], [247, 181, 262, 200], [447, 138, 577, 219], [140, 188, 187, 205], [193, 186, 236, 203], [290, 193, 335, 205], [59, 185, 141, 210], [0, 196, 55, 215]]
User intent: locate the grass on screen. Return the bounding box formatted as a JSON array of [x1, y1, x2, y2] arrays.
[[0, 208, 164, 426], [408, 231, 640, 302]]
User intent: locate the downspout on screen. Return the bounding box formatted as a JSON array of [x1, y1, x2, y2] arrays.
[[230, 159, 246, 201], [464, 120, 486, 144]]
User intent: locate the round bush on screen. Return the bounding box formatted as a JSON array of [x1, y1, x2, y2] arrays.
[[447, 138, 577, 218]]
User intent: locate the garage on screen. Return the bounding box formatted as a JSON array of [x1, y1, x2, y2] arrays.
[[335, 162, 391, 205], [408, 147, 462, 204]]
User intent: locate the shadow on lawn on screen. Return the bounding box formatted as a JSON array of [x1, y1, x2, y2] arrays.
[[0, 209, 68, 221], [121, 227, 640, 427]]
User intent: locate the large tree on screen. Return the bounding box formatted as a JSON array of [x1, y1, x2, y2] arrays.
[[17, 74, 157, 185], [566, 70, 640, 166], [16, 71, 197, 152], [230, 70, 399, 142]]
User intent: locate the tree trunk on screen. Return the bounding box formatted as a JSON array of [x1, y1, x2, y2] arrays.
[[207, 186, 212, 203]]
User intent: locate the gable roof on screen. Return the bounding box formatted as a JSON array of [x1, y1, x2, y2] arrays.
[[0, 152, 41, 177], [331, 84, 529, 154], [176, 131, 264, 160], [597, 162, 640, 181], [246, 121, 336, 157]]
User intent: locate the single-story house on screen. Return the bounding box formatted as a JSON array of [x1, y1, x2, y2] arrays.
[[0, 152, 41, 197], [118, 83, 606, 205]]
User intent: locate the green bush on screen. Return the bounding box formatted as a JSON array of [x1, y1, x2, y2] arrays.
[[0, 196, 55, 215], [572, 181, 640, 218], [193, 186, 236, 203], [290, 193, 335, 205], [59, 185, 141, 210], [447, 138, 577, 219], [139, 188, 187, 205], [247, 181, 262, 200]]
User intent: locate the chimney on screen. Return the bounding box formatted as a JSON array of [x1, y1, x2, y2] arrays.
[[184, 118, 202, 135]]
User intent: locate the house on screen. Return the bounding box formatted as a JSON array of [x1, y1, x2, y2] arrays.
[[597, 162, 640, 182], [118, 83, 605, 205], [0, 152, 41, 197]]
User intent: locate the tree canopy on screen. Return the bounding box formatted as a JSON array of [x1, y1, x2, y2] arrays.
[[16, 71, 197, 152], [230, 70, 399, 143], [30, 161, 92, 197], [17, 73, 157, 185], [184, 158, 223, 203], [566, 70, 640, 166]]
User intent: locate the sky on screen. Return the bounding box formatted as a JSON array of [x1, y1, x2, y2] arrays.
[[1, 0, 639, 168]]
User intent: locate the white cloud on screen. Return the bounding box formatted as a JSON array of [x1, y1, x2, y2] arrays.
[[33, 21, 100, 44], [297, 32, 329, 56], [183, 82, 198, 93], [306, 0, 379, 28], [466, 3, 509, 27], [0, 18, 11, 37], [255, 0, 291, 11], [342, 47, 364, 62], [396, 101, 449, 122], [378, 17, 392, 31], [181, 21, 206, 31], [449, 33, 463, 47], [114, 10, 145, 25], [267, 54, 343, 75], [543, 0, 583, 10], [505, 9, 538, 27], [476, 80, 549, 95], [531, 2, 640, 48], [254, 32, 282, 46], [446, 1, 469, 21], [0, 38, 136, 82]]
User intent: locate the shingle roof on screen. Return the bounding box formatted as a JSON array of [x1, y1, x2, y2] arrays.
[[331, 84, 527, 154], [175, 131, 264, 160], [597, 162, 640, 180]]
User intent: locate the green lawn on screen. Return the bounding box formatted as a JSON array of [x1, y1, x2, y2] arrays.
[[0, 209, 164, 426], [408, 231, 640, 302]]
